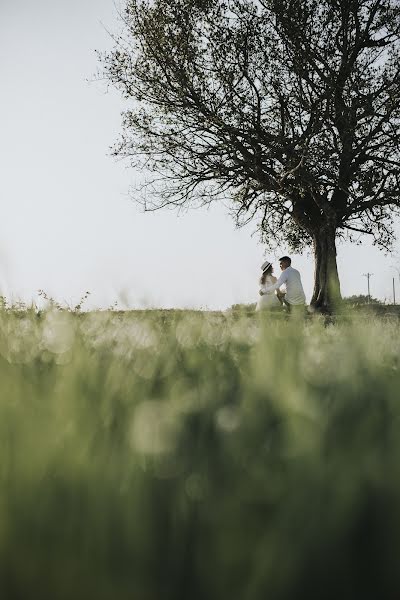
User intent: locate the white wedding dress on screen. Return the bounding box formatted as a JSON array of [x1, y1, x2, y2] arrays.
[[256, 275, 282, 311]]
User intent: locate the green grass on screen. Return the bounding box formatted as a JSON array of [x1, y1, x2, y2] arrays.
[[0, 307, 400, 599]]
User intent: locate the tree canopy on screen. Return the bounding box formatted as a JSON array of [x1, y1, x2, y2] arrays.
[[102, 0, 400, 310]]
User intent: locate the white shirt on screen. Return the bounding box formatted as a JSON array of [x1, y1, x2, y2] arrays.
[[264, 266, 306, 305]]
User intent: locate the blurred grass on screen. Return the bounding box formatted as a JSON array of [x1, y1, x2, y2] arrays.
[[0, 306, 400, 599]]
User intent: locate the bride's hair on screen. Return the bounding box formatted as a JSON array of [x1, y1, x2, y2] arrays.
[[260, 264, 273, 284]]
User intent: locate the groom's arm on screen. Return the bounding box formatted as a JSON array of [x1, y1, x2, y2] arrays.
[[260, 270, 288, 295]]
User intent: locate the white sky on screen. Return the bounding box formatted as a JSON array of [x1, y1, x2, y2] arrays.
[[1, 0, 399, 310]]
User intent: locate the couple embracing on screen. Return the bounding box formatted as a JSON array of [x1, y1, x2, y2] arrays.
[[256, 256, 306, 314]]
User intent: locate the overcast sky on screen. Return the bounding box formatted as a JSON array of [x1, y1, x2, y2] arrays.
[[1, 0, 399, 310]]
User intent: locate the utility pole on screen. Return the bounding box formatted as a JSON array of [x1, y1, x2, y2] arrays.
[[391, 266, 400, 291], [363, 273, 373, 303], [391, 266, 400, 307]]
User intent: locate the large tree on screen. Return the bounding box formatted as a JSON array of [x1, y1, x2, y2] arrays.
[[102, 0, 400, 311]]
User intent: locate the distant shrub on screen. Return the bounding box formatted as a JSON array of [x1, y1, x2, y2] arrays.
[[229, 302, 257, 312], [343, 294, 383, 305]]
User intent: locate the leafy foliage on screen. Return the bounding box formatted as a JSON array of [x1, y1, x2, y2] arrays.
[[102, 0, 400, 252]]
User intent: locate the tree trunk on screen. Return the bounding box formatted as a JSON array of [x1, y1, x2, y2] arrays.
[[311, 223, 342, 312]]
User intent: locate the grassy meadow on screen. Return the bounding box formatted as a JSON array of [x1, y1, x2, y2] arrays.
[[1, 305, 400, 599]]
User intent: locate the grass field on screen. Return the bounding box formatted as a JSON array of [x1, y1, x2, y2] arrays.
[[1, 306, 400, 599]]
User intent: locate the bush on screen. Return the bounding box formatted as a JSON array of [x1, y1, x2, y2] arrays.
[[343, 294, 383, 305]]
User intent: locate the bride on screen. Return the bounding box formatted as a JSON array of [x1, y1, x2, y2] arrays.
[[256, 260, 282, 311]]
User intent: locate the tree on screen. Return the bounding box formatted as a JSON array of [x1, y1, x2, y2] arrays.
[[102, 0, 400, 311]]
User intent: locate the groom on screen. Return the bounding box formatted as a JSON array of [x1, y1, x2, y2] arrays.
[[260, 256, 306, 312]]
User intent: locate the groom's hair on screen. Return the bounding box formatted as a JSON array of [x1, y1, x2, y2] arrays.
[[279, 256, 291, 265]]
